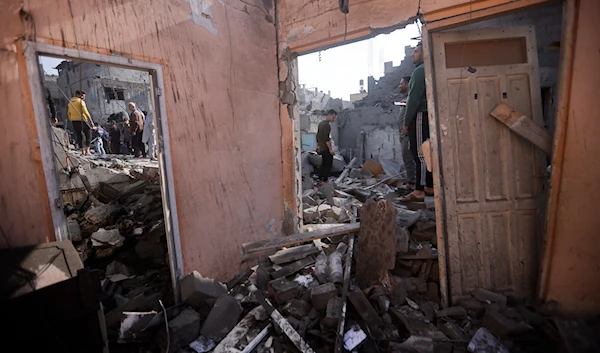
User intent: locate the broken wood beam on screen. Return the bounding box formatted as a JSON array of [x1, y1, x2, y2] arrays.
[[248, 284, 316, 353], [334, 234, 355, 353], [489, 102, 552, 155], [242, 223, 360, 254], [335, 157, 357, 184]]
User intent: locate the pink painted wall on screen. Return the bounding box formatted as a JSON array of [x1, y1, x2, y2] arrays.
[[0, 0, 282, 281], [542, 0, 600, 315]]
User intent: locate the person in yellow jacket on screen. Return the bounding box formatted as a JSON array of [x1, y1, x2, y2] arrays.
[[68, 90, 95, 155]]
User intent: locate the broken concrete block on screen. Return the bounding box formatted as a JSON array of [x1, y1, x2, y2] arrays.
[[348, 290, 383, 325], [314, 251, 328, 283], [200, 295, 243, 340], [189, 336, 216, 353], [269, 244, 320, 265], [180, 271, 227, 315], [302, 195, 318, 206], [303, 205, 332, 223], [460, 296, 486, 318], [330, 206, 350, 222], [318, 182, 335, 204], [420, 301, 437, 322], [282, 299, 312, 320], [390, 336, 434, 353], [256, 264, 270, 290], [156, 307, 202, 352], [472, 288, 507, 308], [67, 219, 82, 241], [135, 240, 165, 260], [268, 278, 300, 305], [483, 310, 531, 337], [394, 226, 410, 253], [84, 203, 122, 225], [91, 228, 125, 247], [438, 320, 469, 341], [327, 242, 347, 284], [324, 297, 342, 328], [436, 306, 467, 319], [391, 306, 448, 341], [311, 283, 337, 311]]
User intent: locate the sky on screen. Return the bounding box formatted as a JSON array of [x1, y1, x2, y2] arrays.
[[298, 23, 421, 101], [39, 56, 64, 76]]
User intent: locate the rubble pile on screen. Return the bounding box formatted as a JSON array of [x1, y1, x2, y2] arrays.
[[62, 158, 173, 347]]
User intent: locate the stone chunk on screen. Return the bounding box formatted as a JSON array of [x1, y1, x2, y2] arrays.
[[156, 307, 202, 352], [483, 310, 531, 337], [282, 299, 312, 320], [180, 271, 227, 316], [67, 219, 82, 241], [268, 278, 300, 305], [200, 295, 243, 340], [311, 283, 337, 311], [472, 288, 507, 308], [435, 306, 467, 319], [391, 306, 448, 341], [84, 203, 122, 225], [459, 296, 486, 318], [91, 228, 125, 247], [324, 297, 342, 328], [303, 205, 332, 223], [438, 320, 469, 341]]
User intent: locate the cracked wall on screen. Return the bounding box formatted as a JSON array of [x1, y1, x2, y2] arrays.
[[0, 0, 281, 281]]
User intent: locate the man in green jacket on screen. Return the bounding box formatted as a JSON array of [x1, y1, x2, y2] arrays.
[[400, 43, 433, 202]]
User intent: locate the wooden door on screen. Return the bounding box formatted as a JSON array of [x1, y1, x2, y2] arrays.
[[432, 26, 545, 301]]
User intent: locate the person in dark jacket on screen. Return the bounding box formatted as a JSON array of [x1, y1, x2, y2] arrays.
[[400, 42, 433, 202], [316, 110, 337, 182], [128, 102, 145, 157], [108, 120, 121, 154]]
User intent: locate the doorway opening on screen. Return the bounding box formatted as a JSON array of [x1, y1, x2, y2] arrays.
[[296, 23, 444, 300], [28, 43, 182, 350]]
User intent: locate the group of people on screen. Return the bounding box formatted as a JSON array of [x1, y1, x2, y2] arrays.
[[316, 42, 433, 202], [66, 90, 157, 160]]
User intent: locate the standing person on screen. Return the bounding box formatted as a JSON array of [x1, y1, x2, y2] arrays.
[[67, 90, 94, 155], [316, 110, 337, 182], [398, 76, 416, 190], [121, 118, 132, 154], [128, 102, 145, 157], [91, 123, 107, 158], [108, 120, 121, 154], [142, 109, 157, 160], [400, 42, 433, 202]]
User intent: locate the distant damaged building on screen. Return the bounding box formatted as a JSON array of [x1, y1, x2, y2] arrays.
[[55, 61, 152, 125]]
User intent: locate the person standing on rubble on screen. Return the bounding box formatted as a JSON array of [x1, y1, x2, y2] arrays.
[[316, 109, 337, 182], [400, 42, 433, 202], [398, 76, 416, 190], [128, 102, 145, 157], [68, 90, 94, 156]]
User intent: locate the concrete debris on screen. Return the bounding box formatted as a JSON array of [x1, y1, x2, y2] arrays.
[[189, 336, 216, 353], [181, 270, 227, 315], [91, 228, 125, 247], [343, 324, 367, 351], [468, 327, 510, 353], [200, 294, 243, 340], [473, 288, 508, 308], [311, 283, 337, 311], [156, 307, 202, 352]]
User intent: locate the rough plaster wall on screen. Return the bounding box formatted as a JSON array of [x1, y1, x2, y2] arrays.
[[0, 0, 281, 281], [446, 2, 563, 132]]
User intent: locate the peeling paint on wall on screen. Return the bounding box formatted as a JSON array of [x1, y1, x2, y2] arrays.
[[187, 0, 218, 35]]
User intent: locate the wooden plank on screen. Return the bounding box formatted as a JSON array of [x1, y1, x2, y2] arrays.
[[268, 244, 319, 264], [242, 223, 360, 254], [334, 234, 354, 353], [347, 289, 383, 325], [490, 103, 552, 155], [271, 256, 315, 279]]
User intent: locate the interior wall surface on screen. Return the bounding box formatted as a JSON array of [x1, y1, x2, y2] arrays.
[[542, 0, 600, 315], [0, 0, 282, 281]]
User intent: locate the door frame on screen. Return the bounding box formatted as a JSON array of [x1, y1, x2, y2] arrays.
[[24, 42, 185, 301]]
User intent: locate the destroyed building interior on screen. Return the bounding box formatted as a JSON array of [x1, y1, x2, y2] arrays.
[[1, 0, 599, 352]]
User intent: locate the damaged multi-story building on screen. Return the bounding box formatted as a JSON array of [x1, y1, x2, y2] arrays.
[[1, 0, 600, 351], [53, 61, 152, 125]]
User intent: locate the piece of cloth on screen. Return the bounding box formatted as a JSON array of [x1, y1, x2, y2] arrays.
[[67, 97, 92, 123], [71, 120, 91, 148], [132, 133, 144, 157], [404, 59, 428, 128], [409, 112, 433, 191], [129, 110, 145, 136], [319, 149, 333, 182], [317, 120, 331, 152]]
